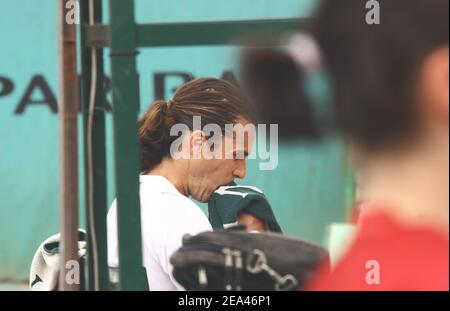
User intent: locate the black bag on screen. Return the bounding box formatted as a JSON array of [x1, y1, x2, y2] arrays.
[[170, 226, 330, 291]]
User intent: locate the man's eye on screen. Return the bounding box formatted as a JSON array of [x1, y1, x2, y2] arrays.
[[234, 152, 246, 160]]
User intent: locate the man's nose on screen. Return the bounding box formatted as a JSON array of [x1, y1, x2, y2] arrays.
[[233, 160, 247, 179]]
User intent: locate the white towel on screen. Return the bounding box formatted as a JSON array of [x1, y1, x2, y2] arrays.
[[29, 229, 87, 291]]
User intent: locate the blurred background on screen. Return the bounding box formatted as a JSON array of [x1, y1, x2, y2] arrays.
[[0, 0, 353, 287]]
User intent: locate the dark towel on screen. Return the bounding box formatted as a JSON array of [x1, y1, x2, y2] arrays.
[[208, 182, 282, 233]]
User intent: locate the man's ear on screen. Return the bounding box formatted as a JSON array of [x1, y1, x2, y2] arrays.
[[189, 130, 206, 158], [419, 45, 449, 123]]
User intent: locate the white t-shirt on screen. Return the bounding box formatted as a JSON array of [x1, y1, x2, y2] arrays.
[[107, 175, 212, 290]]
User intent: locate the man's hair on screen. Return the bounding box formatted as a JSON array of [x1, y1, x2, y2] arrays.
[[139, 77, 255, 173], [312, 0, 449, 150]]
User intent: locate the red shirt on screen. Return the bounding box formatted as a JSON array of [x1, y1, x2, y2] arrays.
[[307, 211, 449, 290]]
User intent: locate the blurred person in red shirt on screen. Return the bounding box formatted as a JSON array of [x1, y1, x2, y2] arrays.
[[306, 0, 449, 290]]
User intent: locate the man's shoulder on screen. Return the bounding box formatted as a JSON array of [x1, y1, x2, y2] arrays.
[[140, 190, 196, 212], [141, 191, 209, 225]]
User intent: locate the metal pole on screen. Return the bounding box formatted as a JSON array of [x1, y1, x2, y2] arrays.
[[79, 0, 109, 291], [58, 0, 80, 291], [109, 0, 148, 290]]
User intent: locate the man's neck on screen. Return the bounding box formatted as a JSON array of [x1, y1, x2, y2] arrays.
[[147, 158, 189, 197], [365, 135, 449, 236]]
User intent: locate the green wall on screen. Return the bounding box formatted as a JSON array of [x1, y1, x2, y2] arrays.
[[0, 0, 349, 281]]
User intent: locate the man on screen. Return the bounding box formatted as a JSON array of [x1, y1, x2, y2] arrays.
[[107, 78, 256, 290], [306, 0, 449, 290]]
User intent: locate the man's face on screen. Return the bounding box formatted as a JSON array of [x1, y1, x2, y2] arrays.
[[187, 122, 255, 202]]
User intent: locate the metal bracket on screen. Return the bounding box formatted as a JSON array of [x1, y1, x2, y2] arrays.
[[84, 24, 110, 48], [83, 18, 306, 48]]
